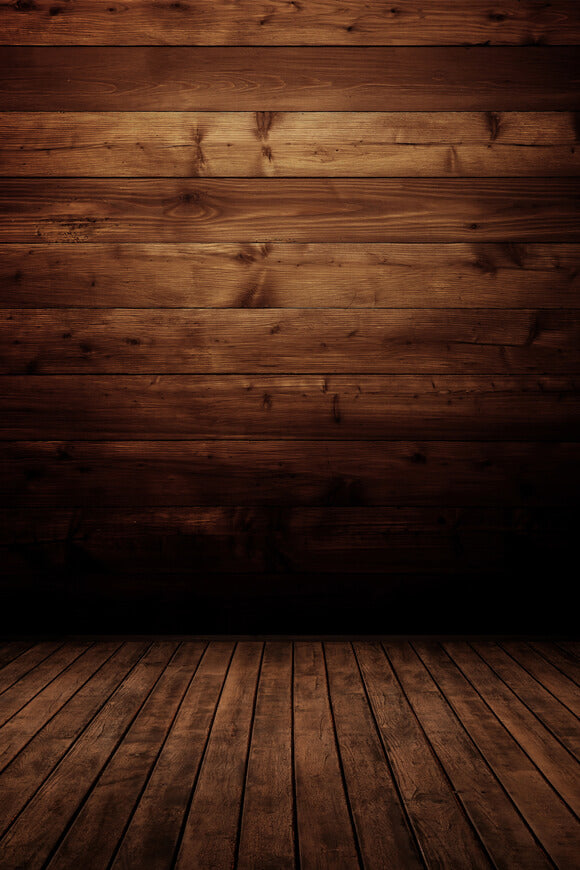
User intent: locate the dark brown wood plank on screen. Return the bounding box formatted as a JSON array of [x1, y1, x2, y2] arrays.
[[2, 179, 580, 244], [529, 642, 580, 686], [0, 642, 176, 870], [0, 643, 89, 728], [355, 641, 491, 868], [0, 642, 62, 694], [237, 642, 294, 870], [471, 641, 580, 759], [385, 641, 553, 870], [414, 641, 580, 868], [2, 375, 578, 441], [2, 243, 578, 309], [3, 309, 579, 374], [2, 112, 578, 177], [293, 641, 360, 869], [1, 48, 578, 112], [2, 440, 579, 507], [0, 642, 148, 837], [500, 641, 580, 718], [323, 642, 425, 869], [110, 642, 233, 870], [174, 642, 263, 870], [0, 643, 33, 672], [1, 506, 575, 576], [0, 642, 120, 773], [3, 0, 580, 46], [443, 641, 580, 816], [47, 643, 205, 870]]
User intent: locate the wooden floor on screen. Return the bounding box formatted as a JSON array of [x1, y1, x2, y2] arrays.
[[0, 639, 578, 869]]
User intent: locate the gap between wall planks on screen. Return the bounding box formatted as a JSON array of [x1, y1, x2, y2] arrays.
[[1, 0, 579, 634]]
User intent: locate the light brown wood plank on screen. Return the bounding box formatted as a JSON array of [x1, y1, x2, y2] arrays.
[[2, 243, 578, 309], [2, 112, 578, 177], [355, 641, 491, 868], [0, 642, 148, 837], [3, 309, 579, 375], [111, 642, 234, 870], [443, 641, 580, 816], [472, 641, 580, 759], [0, 48, 578, 112], [385, 641, 553, 870], [0, 643, 89, 728], [3, 0, 580, 46], [324, 642, 425, 869], [500, 641, 580, 718], [414, 641, 580, 868], [1, 375, 578, 441], [237, 642, 294, 870], [0, 642, 120, 774], [47, 643, 205, 870], [174, 642, 263, 870], [1, 506, 575, 576], [2, 440, 578, 508], [0, 642, 176, 870], [2, 179, 580, 244], [293, 641, 360, 869]]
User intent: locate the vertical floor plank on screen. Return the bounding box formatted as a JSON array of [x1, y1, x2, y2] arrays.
[[415, 641, 579, 869], [293, 641, 360, 870], [111, 641, 234, 870], [443, 641, 580, 816], [0, 641, 176, 870], [472, 641, 580, 759], [237, 641, 295, 870], [355, 641, 491, 869], [501, 641, 580, 717], [387, 641, 553, 870], [46, 642, 206, 870], [174, 642, 263, 870], [324, 641, 423, 870]]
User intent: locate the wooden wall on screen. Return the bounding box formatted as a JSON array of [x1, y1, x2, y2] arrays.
[[1, 2, 579, 634]]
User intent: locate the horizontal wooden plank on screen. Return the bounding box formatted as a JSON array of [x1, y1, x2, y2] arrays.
[[1, 441, 578, 507], [0, 48, 578, 111], [1, 112, 578, 177], [2, 243, 578, 309], [1, 375, 579, 440], [3, 179, 579, 244], [2, 309, 578, 374], [3, 0, 580, 46], [0, 506, 576, 576]]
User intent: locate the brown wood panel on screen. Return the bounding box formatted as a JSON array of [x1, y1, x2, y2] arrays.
[[0, 48, 578, 112], [2, 243, 578, 309], [2, 179, 579, 243], [3, 0, 580, 46], [1, 505, 575, 576], [2, 112, 578, 177], [2, 440, 578, 507], [501, 642, 580, 717], [3, 310, 579, 374], [2, 375, 579, 441], [0, 642, 62, 695], [529, 643, 580, 685]]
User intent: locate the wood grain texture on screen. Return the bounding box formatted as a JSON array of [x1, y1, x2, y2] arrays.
[[2, 506, 575, 576], [2, 112, 578, 177], [0, 48, 578, 111], [2, 375, 579, 441], [2, 440, 578, 507], [3, 179, 579, 244], [3, 0, 580, 45], [3, 243, 578, 309], [3, 309, 578, 374]]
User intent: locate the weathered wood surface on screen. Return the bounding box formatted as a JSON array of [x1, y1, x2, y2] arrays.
[[3, 0, 580, 46], [2, 112, 578, 177], [3, 179, 579, 244], [1, 375, 579, 440], [2, 441, 578, 507], [1, 48, 578, 111], [2, 243, 578, 309]]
